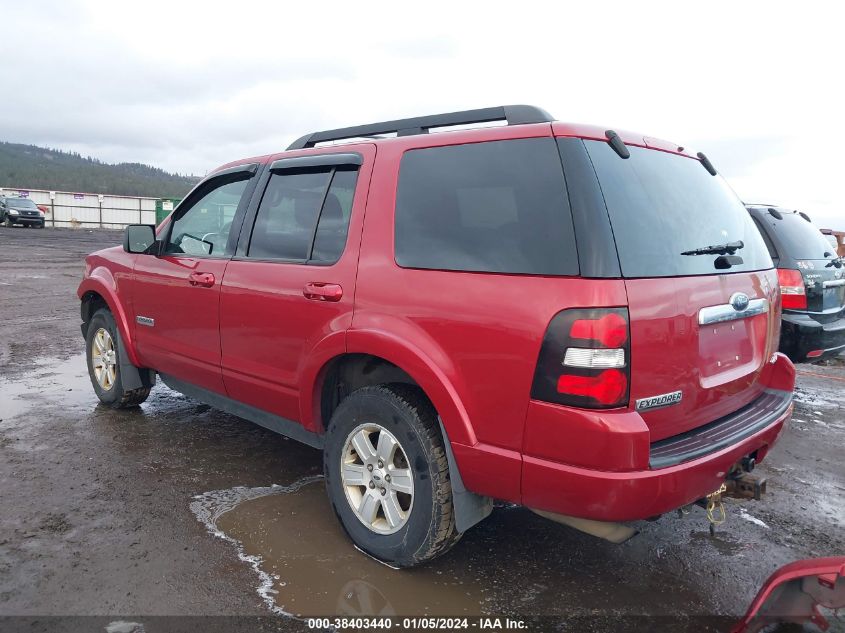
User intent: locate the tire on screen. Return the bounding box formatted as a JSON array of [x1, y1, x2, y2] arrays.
[[5, 217, 12, 227], [324, 384, 460, 567], [85, 308, 152, 408]]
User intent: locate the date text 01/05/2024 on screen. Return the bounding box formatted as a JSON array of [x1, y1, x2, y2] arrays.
[[306, 617, 528, 630]]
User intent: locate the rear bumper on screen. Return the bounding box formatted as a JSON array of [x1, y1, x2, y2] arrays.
[[780, 311, 845, 362], [522, 399, 791, 521], [458, 352, 796, 522]]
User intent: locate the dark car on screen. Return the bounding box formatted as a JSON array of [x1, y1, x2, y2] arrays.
[[0, 196, 46, 227], [747, 204, 845, 361]]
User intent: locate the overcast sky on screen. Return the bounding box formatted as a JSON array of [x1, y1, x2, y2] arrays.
[[2, 0, 843, 228]]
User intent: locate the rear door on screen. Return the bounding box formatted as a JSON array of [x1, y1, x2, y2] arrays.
[[583, 140, 778, 441], [133, 165, 257, 394], [219, 146, 374, 424]]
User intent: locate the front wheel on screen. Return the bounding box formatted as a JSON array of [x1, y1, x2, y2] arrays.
[[5, 217, 12, 227], [324, 385, 460, 567], [85, 308, 151, 408]]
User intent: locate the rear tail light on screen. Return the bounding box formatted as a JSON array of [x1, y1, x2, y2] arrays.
[[531, 308, 630, 409], [777, 269, 807, 310]]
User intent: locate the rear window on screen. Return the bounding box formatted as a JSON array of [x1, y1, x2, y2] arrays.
[[757, 211, 837, 261], [395, 138, 579, 275], [584, 141, 772, 278]]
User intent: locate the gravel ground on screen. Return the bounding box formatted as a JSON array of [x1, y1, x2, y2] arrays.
[[0, 227, 842, 633]]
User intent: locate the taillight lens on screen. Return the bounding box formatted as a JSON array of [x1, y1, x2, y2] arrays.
[[531, 308, 630, 409], [777, 269, 807, 310]]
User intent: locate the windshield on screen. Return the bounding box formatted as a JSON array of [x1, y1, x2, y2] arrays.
[[759, 211, 839, 260], [584, 141, 772, 277], [8, 198, 37, 209]]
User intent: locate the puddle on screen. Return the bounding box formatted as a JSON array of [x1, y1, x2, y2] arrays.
[[0, 353, 95, 420], [191, 479, 488, 617], [689, 530, 752, 556]]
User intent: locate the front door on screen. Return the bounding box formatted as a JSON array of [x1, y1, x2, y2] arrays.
[[133, 168, 256, 394]]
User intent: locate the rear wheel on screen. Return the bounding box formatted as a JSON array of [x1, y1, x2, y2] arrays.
[[85, 308, 151, 408], [324, 385, 460, 567]]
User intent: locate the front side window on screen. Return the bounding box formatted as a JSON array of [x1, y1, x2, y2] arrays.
[[394, 138, 579, 275], [165, 177, 249, 257], [248, 167, 357, 264]]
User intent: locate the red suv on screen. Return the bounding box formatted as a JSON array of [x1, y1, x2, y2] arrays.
[[78, 106, 795, 567]]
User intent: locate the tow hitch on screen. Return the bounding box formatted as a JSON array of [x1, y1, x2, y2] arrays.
[[692, 458, 768, 535]]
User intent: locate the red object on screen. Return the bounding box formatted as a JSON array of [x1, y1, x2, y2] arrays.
[[734, 557, 845, 633], [77, 117, 796, 523], [557, 370, 627, 405], [302, 282, 343, 302], [777, 268, 808, 310], [570, 313, 628, 348], [806, 349, 824, 358]]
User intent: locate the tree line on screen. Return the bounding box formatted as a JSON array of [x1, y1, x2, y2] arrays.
[[0, 141, 199, 198]]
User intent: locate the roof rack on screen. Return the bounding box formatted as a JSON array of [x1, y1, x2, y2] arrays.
[[286, 105, 555, 150]]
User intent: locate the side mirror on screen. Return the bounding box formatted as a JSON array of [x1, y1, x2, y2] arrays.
[[123, 224, 157, 254]]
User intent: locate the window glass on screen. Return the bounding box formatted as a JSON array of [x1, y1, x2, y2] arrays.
[[311, 168, 358, 264], [584, 141, 772, 277], [751, 217, 779, 260], [248, 171, 332, 260], [757, 211, 837, 260], [395, 138, 578, 275], [165, 178, 248, 257], [248, 168, 357, 263]]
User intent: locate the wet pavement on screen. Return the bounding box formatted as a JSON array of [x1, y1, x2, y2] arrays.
[[1, 228, 843, 631]]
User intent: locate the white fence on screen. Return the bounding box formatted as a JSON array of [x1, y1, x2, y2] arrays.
[[0, 186, 158, 229]]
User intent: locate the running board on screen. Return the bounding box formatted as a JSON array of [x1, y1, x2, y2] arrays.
[[159, 373, 324, 449]]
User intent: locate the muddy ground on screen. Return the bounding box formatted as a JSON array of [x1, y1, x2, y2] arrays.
[[0, 228, 843, 632]]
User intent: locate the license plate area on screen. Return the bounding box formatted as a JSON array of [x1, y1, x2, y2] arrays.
[[698, 314, 766, 387]]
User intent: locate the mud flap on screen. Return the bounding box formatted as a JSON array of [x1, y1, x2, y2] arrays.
[[438, 419, 493, 533], [114, 327, 155, 391]]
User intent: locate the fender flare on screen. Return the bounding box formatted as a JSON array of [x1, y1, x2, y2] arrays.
[[78, 271, 141, 368], [337, 328, 492, 532]]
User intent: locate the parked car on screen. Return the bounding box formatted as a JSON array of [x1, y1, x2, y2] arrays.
[[78, 106, 795, 567], [747, 205, 845, 362], [0, 196, 46, 227]]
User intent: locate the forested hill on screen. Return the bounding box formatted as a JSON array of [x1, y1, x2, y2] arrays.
[[0, 141, 199, 198]]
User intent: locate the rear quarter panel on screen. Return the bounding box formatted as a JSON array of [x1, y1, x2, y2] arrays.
[[351, 128, 629, 459]]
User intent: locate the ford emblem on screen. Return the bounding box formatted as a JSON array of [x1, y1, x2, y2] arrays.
[[730, 292, 750, 312]]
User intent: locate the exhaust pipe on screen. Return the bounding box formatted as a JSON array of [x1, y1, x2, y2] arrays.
[[530, 509, 638, 544]]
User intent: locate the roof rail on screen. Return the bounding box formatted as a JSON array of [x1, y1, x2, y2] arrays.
[[286, 105, 555, 150]]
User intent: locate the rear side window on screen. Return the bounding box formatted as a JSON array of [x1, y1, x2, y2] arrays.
[[584, 141, 772, 278], [395, 138, 579, 275], [248, 168, 357, 264]]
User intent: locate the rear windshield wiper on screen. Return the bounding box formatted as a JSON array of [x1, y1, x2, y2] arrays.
[[681, 240, 744, 256]]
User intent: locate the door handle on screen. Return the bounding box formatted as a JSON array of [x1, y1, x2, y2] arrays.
[[303, 282, 343, 302], [189, 271, 215, 287]]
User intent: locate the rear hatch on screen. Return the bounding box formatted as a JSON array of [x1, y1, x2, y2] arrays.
[[766, 211, 845, 315], [584, 140, 779, 441]]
